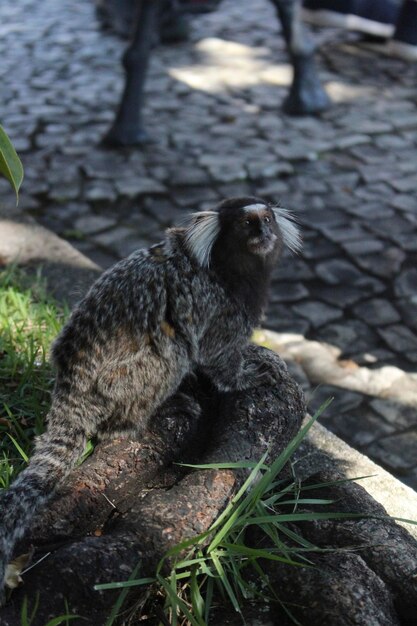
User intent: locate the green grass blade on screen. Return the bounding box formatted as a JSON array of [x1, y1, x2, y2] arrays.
[[207, 451, 269, 552], [235, 511, 371, 527], [7, 434, 29, 463], [204, 576, 214, 624], [157, 575, 202, 626], [220, 543, 306, 567], [190, 567, 205, 620], [94, 577, 155, 591], [44, 616, 80, 626], [102, 562, 142, 626], [210, 551, 240, 613]]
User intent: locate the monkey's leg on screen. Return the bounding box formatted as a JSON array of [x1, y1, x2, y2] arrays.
[[201, 346, 278, 393], [95, 344, 191, 437], [269, 0, 330, 114]]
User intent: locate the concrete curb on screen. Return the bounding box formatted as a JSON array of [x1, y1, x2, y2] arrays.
[[0, 207, 100, 306]]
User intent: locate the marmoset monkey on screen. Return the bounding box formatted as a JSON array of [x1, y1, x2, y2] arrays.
[[0, 196, 301, 599]]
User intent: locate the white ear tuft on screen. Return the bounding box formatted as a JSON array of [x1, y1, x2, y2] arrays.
[[272, 207, 302, 253], [184, 211, 221, 267]]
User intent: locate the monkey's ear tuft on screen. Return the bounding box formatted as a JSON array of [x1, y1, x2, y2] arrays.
[[184, 211, 221, 267], [272, 207, 302, 254]]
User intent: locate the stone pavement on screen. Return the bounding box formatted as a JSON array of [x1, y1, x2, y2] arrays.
[[0, 0, 416, 488]]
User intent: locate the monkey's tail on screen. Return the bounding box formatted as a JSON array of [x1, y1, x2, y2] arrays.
[[0, 414, 89, 601]]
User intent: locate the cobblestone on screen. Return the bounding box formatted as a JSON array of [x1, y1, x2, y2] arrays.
[[1, 0, 416, 488]]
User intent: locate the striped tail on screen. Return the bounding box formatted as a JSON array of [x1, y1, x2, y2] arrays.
[[0, 419, 88, 602]]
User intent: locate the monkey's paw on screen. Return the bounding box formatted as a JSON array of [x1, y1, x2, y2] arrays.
[[241, 360, 278, 390]]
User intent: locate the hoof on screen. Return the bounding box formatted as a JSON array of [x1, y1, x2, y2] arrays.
[[283, 85, 331, 116], [101, 126, 150, 147]]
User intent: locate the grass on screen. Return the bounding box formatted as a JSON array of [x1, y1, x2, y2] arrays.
[[96, 401, 417, 626], [95, 403, 360, 626], [0, 266, 68, 488]]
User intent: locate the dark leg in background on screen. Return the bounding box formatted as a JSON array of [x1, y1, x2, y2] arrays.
[[103, 0, 162, 146], [269, 0, 330, 114]]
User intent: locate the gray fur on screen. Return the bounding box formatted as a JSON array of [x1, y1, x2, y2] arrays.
[[0, 197, 299, 600]]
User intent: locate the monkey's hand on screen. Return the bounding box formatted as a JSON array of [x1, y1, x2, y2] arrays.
[[241, 358, 278, 389], [202, 348, 279, 393]]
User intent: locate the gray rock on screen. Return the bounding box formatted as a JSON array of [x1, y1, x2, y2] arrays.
[[378, 325, 417, 354], [84, 181, 117, 203], [292, 300, 342, 328], [341, 238, 384, 256], [48, 182, 81, 202], [207, 162, 247, 183], [247, 160, 294, 181], [395, 268, 417, 299], [390, 175, 417, 193], [74, 215, 117, 235], [302, 238, 340, 260], [370, 398, 417, 429], [322, 223, 368, 243], [390, 194, 417, 213], [397, 299, 417, 332], [335, 410, 395, 448], [270, 282, 309, 303], [315, 259, 366, 286], [307, 385, 363, 416], [91, 226, 135, 249], [115, 177, 166, 198], [367, 431, 417, 472], [257, 180, 289, 197], [334, 134, 370, 149], [311, 286, 363, 308], [172, 187, 218, 208], [353, 299, 401, 327], [368, 215, 412, 238]]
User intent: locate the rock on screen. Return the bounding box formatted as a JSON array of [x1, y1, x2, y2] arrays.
[[353, 299, 401, 327], [315, 259, 367, 286], [270, 282, 309, 303], [370, 398, 417, 429], [292, 300, 342, 328], [84, 180, 117, 203], [322, 223, 367, 243], [114, 177, 166, 198], [378, 325, 417, 354], [74, 214, 117, 235], [395, 268, 417, 299], [367, 431, 417, 472], [341, 238, 384, 256]]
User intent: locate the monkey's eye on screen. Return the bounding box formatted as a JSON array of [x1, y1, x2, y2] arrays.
[[264, 216, 271, 223], [244, 219, 251, 226]]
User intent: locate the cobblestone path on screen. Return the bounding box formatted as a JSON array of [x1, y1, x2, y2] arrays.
[[1, 0, 416, 488]]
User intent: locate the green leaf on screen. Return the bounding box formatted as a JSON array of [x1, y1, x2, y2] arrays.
[[190, 568, 205, 619], [220, 542, 306, 567], [7, 434, 29, 463], [210, 552, 240, 613], [99, 562, 142, 626], [0, 125, 24, 203], [44, 616, 80, 626], [157, 575, 202, 626], [94, 577, 155, 591]]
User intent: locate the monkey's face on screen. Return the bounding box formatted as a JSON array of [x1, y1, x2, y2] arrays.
[[237, 206, 281, 258], [185, 197, 301, 270]]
